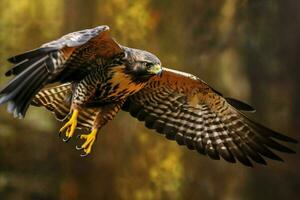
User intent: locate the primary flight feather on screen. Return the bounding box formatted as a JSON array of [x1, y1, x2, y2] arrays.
[[0, 25, 297, 166]]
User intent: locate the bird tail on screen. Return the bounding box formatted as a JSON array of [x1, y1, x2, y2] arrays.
[[32, 83, 98, 129], [0, 47, 57, 118]]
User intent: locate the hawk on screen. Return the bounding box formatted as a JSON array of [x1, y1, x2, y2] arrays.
[[0, 25, 297, 166]]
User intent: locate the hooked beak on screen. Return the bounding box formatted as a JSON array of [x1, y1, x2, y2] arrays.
[[147, 64, 162, 76]]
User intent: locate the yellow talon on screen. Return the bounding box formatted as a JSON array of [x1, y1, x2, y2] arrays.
[[78, 128, 98, 156], [59, 109, 78, 141]]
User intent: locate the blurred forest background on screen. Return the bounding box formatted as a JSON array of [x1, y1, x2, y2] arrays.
[[0, 0, 299, 199]]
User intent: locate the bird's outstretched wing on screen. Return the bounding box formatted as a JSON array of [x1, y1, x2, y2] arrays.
[[122, 67, 298, 166], [0, 25, 123, 117]]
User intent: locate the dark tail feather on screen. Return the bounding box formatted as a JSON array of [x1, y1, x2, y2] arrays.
[[0, 64, 49, 118], [7, 47, 56, 64], [0, 48, 56, 118], [0, 56, 47, 95], [14, 68, 49, 117], [5, 57, 40, 77]]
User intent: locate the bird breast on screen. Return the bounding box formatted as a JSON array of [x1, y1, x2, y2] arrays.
[[102, 65, 146, 100]]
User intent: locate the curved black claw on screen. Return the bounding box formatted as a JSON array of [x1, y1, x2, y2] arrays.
[[76, 145, 83, 150], [80, 152, 90, 157], [58, 131, 62, 138], [75, 135, 83, 150], [62, 136, 71, 143]]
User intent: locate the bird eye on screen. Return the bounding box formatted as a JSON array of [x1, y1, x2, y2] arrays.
[[119, 52, 126, 59], [144, 62, 152, 68]]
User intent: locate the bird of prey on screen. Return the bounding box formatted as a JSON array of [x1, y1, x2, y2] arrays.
[[0, 25, 297, 166]]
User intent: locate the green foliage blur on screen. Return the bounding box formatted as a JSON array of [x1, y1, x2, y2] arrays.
[[0, 0, 299, 199]]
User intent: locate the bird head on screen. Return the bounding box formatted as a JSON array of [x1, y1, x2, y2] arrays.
[[120, 47, 162, 82]]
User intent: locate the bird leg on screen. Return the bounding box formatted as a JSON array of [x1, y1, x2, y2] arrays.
[[76, 128, 99, 157], [59, 108, 79, 142], [75, 101, 125, 156]]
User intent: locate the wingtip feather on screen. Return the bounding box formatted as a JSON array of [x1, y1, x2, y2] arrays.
[[226, 98, 256, 112]]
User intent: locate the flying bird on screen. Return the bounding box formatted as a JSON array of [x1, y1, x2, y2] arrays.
[[0, 25, 297, 166]]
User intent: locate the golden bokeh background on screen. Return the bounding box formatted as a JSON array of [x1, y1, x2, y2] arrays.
[[0, 0, 299, 199]]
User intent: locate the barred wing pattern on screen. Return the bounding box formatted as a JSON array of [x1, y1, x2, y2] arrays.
[[0, 25, 123, 117], [6, 25, 114, 78], [122, 68, 297, 166]]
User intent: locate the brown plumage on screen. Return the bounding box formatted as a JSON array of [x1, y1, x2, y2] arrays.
[[0, 25, 297, 165], [123, 68, 297, 166]]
